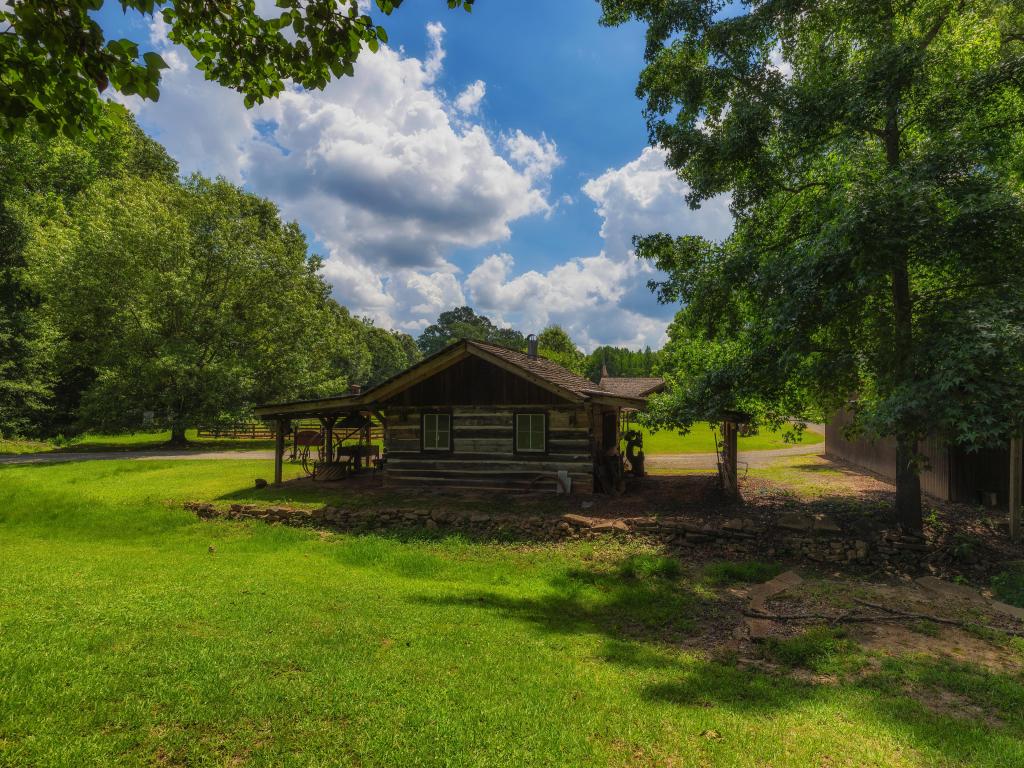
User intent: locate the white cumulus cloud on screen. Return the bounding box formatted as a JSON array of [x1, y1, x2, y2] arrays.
[[121, 18, 732, 350], [126, 20, 559, 291], [454, 79, 486, 115], [463, 147, 733, 350], [503, 129, 563, 184]]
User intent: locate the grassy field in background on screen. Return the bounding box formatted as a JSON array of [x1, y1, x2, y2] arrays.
[[1, 429, 386, 456], [2, 423, 821, 457], [0, 429, 276, 455], [1, 459, 1021, 766], [639, 423, 823, 454]]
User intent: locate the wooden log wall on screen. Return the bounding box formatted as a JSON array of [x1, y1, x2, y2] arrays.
[[384, 405, 594, 494]]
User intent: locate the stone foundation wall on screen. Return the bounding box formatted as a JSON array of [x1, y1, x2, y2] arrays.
[[185, 502, 937, 572]]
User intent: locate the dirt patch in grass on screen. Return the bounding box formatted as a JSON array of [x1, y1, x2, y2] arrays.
[[908, 686, 1001, 727], [858, 623, 1023, 674], [749, 576, 1024, 676]]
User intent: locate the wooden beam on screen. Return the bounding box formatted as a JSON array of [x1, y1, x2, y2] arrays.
[[586, 393, 649, 409], [321, 415, 337, 465], [273, 418, 285, 486], [1010, 436, 1022, 542], [254, 395, 366, 419]]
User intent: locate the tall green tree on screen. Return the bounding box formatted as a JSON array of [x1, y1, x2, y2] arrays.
[[0, 0, 474, 138], [537, 324, 586, 375], [0, 105, 178, 436], [361, 320, 422, 386], [416, 306, 525, 355], [602, 0, 1024, 529], [29, 174, 338, 444]]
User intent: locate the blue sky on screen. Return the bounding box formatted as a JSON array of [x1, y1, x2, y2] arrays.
[[95, 0, 734, 350]]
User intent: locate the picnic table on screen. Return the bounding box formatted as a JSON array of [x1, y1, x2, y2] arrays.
[[335, 444, 379, 473]]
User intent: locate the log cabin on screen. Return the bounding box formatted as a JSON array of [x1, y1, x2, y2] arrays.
[[254, 337, 653, 494]]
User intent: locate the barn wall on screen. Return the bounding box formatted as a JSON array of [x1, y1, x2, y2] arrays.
[[950, 445, 1017, 507], [383, 405, 594, 494], [824, 410, 951, 500]]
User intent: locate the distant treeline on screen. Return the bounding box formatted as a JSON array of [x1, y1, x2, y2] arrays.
[[412, 306, 660, 382]]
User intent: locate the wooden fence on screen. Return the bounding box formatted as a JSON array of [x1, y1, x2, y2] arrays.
[[198, 420, 384, 442], [196, 423, 278, 440]]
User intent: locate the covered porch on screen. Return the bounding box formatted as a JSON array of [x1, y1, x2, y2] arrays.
[[254, 391, 381, 486]]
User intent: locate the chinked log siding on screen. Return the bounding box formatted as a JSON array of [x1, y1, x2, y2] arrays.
[[383, 405, 594, 494]]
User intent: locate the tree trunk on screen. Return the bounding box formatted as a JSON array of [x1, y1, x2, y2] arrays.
[[895, 434, 923, 531], [881, 37, 925, 532], [168, 424, 188, 446]]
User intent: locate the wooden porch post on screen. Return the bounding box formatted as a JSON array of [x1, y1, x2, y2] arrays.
[[1010, 436, 1022, 543], [274, 418, 285, 486], [322, 416, 336, 464]]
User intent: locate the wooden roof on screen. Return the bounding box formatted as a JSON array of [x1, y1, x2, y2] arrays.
[[597, 376, 665, 399], [255, 339, 647, 419]]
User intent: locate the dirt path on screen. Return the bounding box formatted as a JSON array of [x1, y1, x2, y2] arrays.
[[0, 449, 276, 465], [646, 441, 824, 471]]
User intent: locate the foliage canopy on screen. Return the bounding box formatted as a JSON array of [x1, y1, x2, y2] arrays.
[[0, 105, 419, 441], [0, 0, 474, 137], [416, 306, 526, 356], [601, 0, 1024, 527]]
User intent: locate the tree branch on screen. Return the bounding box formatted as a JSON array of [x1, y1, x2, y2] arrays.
[[918, 0, 964, 53]]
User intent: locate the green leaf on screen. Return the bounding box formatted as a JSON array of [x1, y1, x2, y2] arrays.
[[142, 52, 168, 71]]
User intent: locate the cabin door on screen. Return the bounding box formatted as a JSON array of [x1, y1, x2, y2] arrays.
[[601, 411, 617, 453]]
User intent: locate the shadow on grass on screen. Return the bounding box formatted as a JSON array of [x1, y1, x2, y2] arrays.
[[216, 474, 581, 517], [416, 559, 714, 646], [415, 555, 1024, 762], [781, 460, 865, 474]]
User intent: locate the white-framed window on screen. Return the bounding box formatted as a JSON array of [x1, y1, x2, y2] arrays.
[[515, 413, 546, 453], [422, 412, 451, 451]]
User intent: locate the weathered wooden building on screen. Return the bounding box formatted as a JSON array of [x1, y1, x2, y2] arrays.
[[826, 409, 1023, 511], [255, 339, 649, 494]]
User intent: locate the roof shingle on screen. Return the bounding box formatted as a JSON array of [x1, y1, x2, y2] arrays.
[[597, 376, 665, 398]]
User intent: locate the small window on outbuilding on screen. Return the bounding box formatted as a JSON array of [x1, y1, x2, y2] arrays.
[[422, 412, 451, 451], [515, 413, 546, 453]]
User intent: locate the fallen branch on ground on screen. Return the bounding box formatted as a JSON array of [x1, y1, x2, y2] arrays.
[[741, 601, 1024, 637]]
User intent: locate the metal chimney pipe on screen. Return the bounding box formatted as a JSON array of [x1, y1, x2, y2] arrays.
[[526, 334, 538, 358]]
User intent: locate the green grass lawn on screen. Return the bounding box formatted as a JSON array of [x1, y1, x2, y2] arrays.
[[639, 423, 823, 454], [1, 460, 1022, 766]]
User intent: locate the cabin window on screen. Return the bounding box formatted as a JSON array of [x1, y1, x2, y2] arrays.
[[515, 413, 546, 453], [422, 412, 451, 451]]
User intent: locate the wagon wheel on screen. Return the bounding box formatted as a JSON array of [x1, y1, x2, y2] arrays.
[[294, 429, 325, 478], [299, 445, 313, 476]]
